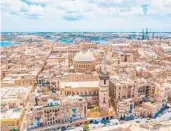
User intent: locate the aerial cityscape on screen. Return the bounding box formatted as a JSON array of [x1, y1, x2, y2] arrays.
[[1, 0, 171, 131]]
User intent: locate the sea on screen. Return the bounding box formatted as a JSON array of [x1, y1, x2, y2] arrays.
[[0, 41, 20, 47], [0, 39, 108, 47]]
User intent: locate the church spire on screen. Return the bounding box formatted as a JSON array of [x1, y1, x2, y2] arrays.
[[101, 52, 107, 75]]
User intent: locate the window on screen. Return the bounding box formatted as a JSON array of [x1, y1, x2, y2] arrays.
[[104, 79, 106, 85], [103, 98, 106, 103]]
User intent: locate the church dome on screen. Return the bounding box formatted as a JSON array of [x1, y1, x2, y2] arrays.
[[73, 50, 95, 62]]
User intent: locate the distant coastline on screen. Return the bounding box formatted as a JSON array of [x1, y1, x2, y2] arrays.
[[1, 31, 171, 47]]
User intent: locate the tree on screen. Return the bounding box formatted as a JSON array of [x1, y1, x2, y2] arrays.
[[1, 103, 7, 109], [83, 123, 89, 131], [11, 129, 18, 131]]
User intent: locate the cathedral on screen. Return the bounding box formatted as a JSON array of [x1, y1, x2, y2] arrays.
[[61, 50, 110, 115]]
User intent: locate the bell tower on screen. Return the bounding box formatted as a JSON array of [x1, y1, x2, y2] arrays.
[[99, 52, 109, 113]]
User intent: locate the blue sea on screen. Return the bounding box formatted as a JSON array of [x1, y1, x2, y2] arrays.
[[0, 39, 107, 47], [0, 41, 20, 47]]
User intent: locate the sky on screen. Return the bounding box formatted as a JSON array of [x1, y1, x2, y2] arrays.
[[1, 0, 171, 32]]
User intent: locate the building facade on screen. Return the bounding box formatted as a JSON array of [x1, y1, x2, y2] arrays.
[[25, 96, 87, 130]]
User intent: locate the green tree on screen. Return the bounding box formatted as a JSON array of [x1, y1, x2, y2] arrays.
[[11, 129, 18, 131], [83, 123, 89, 131]]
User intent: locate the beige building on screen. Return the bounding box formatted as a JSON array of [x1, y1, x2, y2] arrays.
[[1, 108, 25, 131], [110, 79, 156, 112], [0, 86, 32, 131], [80, 42, 97, 50], [134, 102, 162, 117], [1, 74, 36, 87], [117, 99, 134, 118], [66, 73, 99, 82], [60, 81, 99, 107], [110, 81, 155, 101], [25, 96, 87, 130]]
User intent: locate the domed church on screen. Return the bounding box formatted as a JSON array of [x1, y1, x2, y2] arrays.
[[73, 50, 96, 73]]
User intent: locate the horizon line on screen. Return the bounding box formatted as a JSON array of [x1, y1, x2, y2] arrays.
[[1, 31, 171, 33]]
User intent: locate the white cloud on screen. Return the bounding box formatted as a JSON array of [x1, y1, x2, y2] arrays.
[[138, 0, 171, 15], [27, 5, 44, 16], [1, 0, 171, 31], [1, 0, 28, 12], [2, 0, 171, 20]]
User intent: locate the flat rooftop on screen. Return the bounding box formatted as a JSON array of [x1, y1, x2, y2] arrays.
[[162, 83, 171, 88], [0, 107, 24, 120], [1, 74, 37, 85], [1, 86, 32, 100], [142, 102, 160, 108]]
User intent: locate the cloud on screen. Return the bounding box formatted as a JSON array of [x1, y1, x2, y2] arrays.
[[1, 0, 45, 19], [27, 5, 44, 17], [1, 0, 171, 31], [2, 0, 171, 20], [139, 0, 171, 15], [1, 0, 28, 13]]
